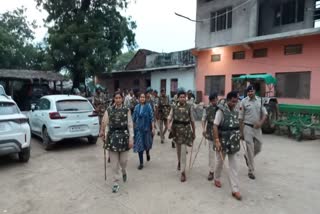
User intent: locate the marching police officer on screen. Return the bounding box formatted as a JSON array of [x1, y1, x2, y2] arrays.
[[213, 91, 242, 200], [93, 86, 107, 124], [157, 89, 171, 144], [239, 85, 267, 180], [167, 89, 196, 182], [201, 92, 218, 181]]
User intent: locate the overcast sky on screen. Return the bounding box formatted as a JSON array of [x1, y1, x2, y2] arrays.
[[0, 0, 197, 53]]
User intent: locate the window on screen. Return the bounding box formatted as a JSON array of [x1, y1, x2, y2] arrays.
[[274, 0, 305, 26], [211, 54, 221, 62], [284, 44, 303, 55], [276, 71, 311, 99], [205, 75, 225, 96], [170, 79, 178, 98], [233, 51, 245, 60], [210, 7, 232, 32], [145, 79, 151, 88], [253, 48, 268, 58], [38, 99, 50, 110], [0, 102, 19, 115], [56, 100, 92, 111], [160, 79, 166, 90]]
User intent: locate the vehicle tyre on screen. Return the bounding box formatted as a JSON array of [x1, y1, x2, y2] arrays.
[[43, 127, 54, 150], [262, 101, 278, 134], [88, 136, 98, 144], [18, 147, 30, 163]]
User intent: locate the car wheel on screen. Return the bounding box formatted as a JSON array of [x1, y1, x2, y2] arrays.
[[88, 136, 98, 144], [43, 127, 54, 150], [18, 147, 30, 163]]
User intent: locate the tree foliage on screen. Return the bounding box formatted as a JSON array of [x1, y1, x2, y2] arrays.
[[113, 50, 136, 70], [0, 8, 51, 70], [36, 0, 136, 87]]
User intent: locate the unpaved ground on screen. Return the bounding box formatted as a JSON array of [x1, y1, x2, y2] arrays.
[[1, 123, 320, 214]]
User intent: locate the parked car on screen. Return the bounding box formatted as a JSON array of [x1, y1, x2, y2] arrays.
[[0, 84, 6, 95], [28, 95, 99, 150], [0, 94, 31, 162]]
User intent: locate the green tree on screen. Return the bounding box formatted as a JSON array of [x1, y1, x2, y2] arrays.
[[113, 50, 136, 70], [36, 0, 136, 88], [0, 8, 38, 69]]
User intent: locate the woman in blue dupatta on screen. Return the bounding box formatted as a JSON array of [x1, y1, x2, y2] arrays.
[[133, 93, 155, 170]]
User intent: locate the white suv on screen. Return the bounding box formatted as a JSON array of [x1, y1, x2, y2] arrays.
[[28, 95, 100, 150], [0, 95, 31, 162]]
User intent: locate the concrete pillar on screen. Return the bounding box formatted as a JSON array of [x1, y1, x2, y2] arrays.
[[249, 0, 259, 38]]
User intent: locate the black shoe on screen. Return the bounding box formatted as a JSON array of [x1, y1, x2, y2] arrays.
[[138, 164, 144, 170], [161, 140, 164, 144], [123, 174, 127, 182], [244, 155, 248, 167], [147, 154, 151, 161], [248, 173, 256, 180], [177, 162, 180, 171], [207, 172, 214, 181], [172, 142, 176, 148], [157, 131, 160, 136], [108, 157, 111, 163]]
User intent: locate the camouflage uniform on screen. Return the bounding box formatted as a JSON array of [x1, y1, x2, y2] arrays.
[[202, 104, 218, 175], [158, 95, 171, 121], [158, 95, 171, 143], [105, 106, 130, 152], [216, 103, 241, 154], [213, 102, 241, 194], [93, 93, 107, 124], [168, 102, 195, 175], [170, 103, 194, 146], [102, 105, 133, 190]]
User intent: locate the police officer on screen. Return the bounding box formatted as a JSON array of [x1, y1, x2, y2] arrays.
[[213, 91, 242, 200], [93, 87, 107, 124], [201, 92, 218, 181], [239, 85, 267, 180], [157, 89, 171, 144], [100, 92, 133, 193], [167, 89, 196, 182]]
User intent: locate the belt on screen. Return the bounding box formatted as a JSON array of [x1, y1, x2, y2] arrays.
[[219, 127, 240, 131], [173, 121, 190, 125], [244, 123, 254, 128], [109, 127, 127, 132]]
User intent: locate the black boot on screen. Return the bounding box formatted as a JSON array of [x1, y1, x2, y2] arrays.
[[172, 142, 176, 148]]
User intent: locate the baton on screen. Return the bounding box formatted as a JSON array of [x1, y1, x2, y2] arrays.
[[190, 137, 204, 170]]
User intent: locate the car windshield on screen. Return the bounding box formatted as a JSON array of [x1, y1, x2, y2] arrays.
[[56, 100, 92, 111], [0, 87, 5, 95], [0, 102, 20, 115]]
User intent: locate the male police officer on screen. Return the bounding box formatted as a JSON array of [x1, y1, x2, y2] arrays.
[[157, 89, 171, 144], [202, 92, 218, 181], [168, 89, 196, 182], [213, 91, 242, 200], [93, 87, 107, 124], [239, 85, 267, 180]]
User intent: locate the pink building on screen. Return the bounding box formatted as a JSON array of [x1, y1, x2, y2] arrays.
[[194, 0, 320, 105]]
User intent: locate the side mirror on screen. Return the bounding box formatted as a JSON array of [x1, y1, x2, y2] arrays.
[[31, 104, 36, 111]]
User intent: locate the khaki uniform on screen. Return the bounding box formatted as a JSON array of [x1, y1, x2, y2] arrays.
[[93, 93, 107, 124], [214, 103, 241, 193], [202, 104, 217, 173], [168, 103, 195, 172], [102, 105, 133, 186], [239, 96, 267, 174]]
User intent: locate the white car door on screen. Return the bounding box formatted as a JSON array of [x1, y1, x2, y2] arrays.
[[37, 98, 51, 134], [29, 102, 41, 134]]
